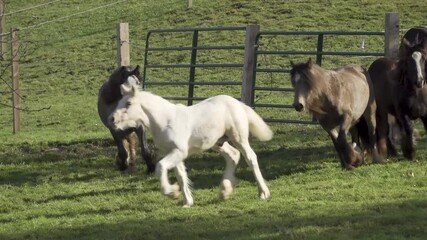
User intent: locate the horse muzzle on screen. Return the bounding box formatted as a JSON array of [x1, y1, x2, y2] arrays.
[[293, 103, 304, 112]]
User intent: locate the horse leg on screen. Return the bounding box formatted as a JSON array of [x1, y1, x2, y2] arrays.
[[398, 115, 415, 160], [349, 126, 361, 148], [110, 129, 129, 171], [328, 131, 347, 169], [173, 162, 193, 207], [420, 115, 427, 134], [156, 148, 187, 200], [214, 142, 241, 200], [336, 130, 356, 170], [124, 133, 138, 173], [362, 102, 384, 164], [376, 112, 389, 158], [386, 115, 398, 157], [136, 127, 156, 174], [234, 140, 270, 200], [328, 124, 359, 170]]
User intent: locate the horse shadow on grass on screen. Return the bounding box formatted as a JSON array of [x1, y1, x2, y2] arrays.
[[185, 145, 338, 190], [0, 138, 155, 187], [2, 198, 426, 239]]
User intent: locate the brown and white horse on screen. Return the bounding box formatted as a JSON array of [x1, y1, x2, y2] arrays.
[[369, 29, 427, 160]]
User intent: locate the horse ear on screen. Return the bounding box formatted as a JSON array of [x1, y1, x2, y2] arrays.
[[307, 58, 313, 68], [290, 60, 295, 67], [402, 38, 412, 49], [132, 65, 141, 77]]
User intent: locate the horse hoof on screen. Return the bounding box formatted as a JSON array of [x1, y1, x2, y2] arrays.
[[259, 189, 270, 200], [344, 165, 355, 171], [403, 151, 415, 160], [182, 199, 194, 208], [219, 179, 235, 200], [167, 191, 181, 199], [126, 165, 137, 174]]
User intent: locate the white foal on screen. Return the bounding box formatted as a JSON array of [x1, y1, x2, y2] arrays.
[[109, 85, 273, 207]]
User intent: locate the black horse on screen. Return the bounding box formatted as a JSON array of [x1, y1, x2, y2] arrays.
[[98, 65, 155, 173]]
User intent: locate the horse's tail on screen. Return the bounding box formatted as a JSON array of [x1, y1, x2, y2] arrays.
[[242, 103, 273, 141]]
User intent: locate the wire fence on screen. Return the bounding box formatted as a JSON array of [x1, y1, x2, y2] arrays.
[[0, 1, 125, 132], [0, 1, 419, 132]]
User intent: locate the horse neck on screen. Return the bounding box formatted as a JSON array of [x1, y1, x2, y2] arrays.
[[100, 81, 122, 104], [136, 91, 176, 118], [306, 66, 330, 101]]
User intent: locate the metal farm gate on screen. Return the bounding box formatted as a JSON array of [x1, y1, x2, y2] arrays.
[[142, 26, 247, 106], [141, 13, 399, 124], [251, 30, 385, 124]]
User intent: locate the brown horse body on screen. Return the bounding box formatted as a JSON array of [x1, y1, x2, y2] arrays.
[[369, 35, 427, 160], [290, 59, 383, 169], [97, 66, 155, 173]]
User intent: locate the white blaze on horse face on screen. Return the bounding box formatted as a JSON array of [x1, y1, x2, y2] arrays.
[[412, 51, 425, 85], [294, 73, 301, 84]]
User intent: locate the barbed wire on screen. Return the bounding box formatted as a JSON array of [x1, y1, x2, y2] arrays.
[[0, 102, 51, 112], [3, 0, 62, 16]]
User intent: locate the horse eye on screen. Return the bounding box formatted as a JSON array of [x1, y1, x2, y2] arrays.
[[126, 101, 131, 107]]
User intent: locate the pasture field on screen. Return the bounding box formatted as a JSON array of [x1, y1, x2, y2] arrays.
[[1, 0, 426, 239]]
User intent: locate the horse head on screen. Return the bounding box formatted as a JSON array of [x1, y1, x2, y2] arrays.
[[109, 65, 141, 86], [289, 58, 314, 112], [401, 38, 427, 89], [109, 84, 148, 132]]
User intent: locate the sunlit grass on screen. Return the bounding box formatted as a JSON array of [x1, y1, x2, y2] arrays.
[[1, 0, 426, 239]]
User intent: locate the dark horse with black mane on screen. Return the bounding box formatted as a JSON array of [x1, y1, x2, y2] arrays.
[[368, 27, 427, 160], [98, 65, 155, 173]]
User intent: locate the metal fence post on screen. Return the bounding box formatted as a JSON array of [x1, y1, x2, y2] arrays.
[[188, 30, 198, 106], [316, 34, 324, 66], [11, 28, 20, 133], [384, 12, 399, 58], [116, 23, 130, 67], [241, 25, 260, 107]]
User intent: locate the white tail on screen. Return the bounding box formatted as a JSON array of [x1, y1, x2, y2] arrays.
[[242, 103, 273, 141]]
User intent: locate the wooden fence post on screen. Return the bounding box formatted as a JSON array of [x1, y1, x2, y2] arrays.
[[116, 23, 130, 67], [0, 0, 5, 60], [384, 12, 399, 58], [187, 0, 193, 8], [241, 25, 260, 106], [11, 28, 20, 133]]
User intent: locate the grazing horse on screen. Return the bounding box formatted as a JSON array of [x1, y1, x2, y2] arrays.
[[369, 36, 427, 160], [109, 84, 273, 207], [97, 65, 155, 173], [290, 58, 383, 170]]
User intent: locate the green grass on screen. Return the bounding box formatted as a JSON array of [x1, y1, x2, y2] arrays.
[[1, 0, 427, 239]]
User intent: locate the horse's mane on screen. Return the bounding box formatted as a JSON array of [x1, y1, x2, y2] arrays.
[[100, 66, 136, 104], [290, 60, 328, 88], [397, 39, 427, 87]]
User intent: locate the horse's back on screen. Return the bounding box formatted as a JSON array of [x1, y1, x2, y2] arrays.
[[368, 57, 398, 82], [368, 57, 400, 111], [337, 64, 367, 80]]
